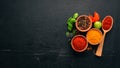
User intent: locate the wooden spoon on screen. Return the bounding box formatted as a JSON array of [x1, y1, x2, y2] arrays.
[[95, 16, 113, 57]]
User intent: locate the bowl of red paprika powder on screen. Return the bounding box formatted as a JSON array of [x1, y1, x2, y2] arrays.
[[76, 15, 92, 32], [71, 35, 88, 52]]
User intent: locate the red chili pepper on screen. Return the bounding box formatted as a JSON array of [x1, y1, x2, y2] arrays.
[[88, 15, 95, 23], [93, 11, 100, 22], [88, 12, 100, 23]]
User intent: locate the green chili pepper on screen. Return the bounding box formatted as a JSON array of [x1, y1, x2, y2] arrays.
[[66, 32, 70, 37], [68, 22, 73, 28], [68, 26, 72, 31], [73, 13, 79, 19], [69, 18, 76, 24], [67, 17, 72, 23], [72, 30, 76, 35]]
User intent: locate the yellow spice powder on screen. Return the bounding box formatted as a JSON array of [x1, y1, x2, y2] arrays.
[[87, 29, 102, 45]]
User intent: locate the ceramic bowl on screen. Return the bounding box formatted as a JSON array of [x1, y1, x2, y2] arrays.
[[76, 15, 92, 32], [71, 35, 88, 52]]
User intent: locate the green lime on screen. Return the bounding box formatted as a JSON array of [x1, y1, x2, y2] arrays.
[[94, 21, 102, 29]]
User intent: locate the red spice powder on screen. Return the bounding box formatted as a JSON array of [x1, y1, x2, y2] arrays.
[[103, 17, 112, 30], [73, 36, 87, 50]]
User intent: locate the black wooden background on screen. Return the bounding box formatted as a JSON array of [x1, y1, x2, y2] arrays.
[[0, 0, 120, 68]]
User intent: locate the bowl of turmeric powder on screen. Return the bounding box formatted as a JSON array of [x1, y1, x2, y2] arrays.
[[76, 15, 92, 32], [86, 28, 103, 45], [71, 35, 88, 52]]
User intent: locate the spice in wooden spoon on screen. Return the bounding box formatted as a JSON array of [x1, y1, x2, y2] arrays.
[[95, 15, 113, 57]]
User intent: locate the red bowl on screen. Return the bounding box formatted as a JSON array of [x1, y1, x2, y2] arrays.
[[71, 35, 88, 52]]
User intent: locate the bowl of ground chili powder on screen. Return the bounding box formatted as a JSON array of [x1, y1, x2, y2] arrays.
[[76, 15, 92, 32], [71, 35, 88, 52]]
